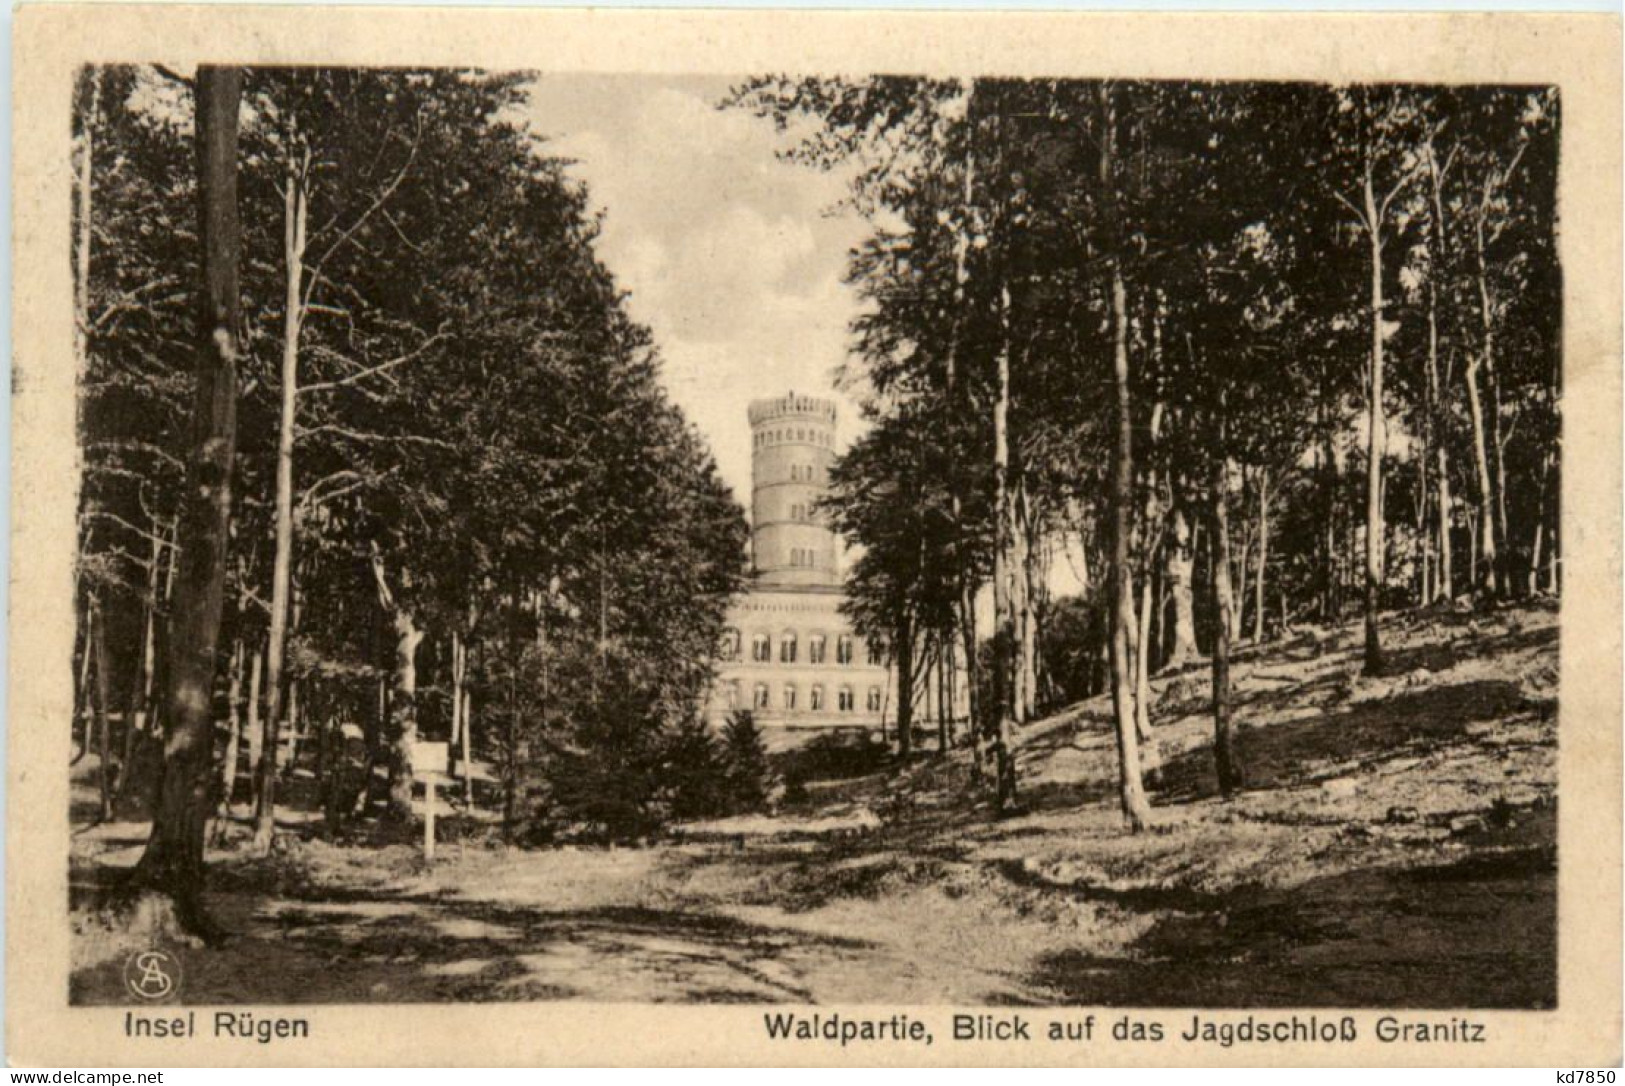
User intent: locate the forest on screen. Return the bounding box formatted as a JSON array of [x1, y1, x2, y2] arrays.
[[733, 77, 1561, 824], [70, 68, 1560, 957], [72, 66, 753, 933]]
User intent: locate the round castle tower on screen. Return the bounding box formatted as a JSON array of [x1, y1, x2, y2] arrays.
[[748, 391, 839, 587]]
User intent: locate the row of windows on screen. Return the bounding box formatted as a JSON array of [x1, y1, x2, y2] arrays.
[[725, 681, 884, 713], [787, 547, 823, 569], [756, 428, 832, 448], [788, 502, 818, 521], [787, 464, 820, 483], [718, 630, 878, 666]]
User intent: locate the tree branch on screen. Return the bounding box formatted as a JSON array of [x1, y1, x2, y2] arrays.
[[298, 327, 448, 395]]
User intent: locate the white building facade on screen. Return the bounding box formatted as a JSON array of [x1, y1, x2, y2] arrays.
[[705, 393, 893, 742]]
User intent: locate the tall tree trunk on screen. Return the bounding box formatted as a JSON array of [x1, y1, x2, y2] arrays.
[[895, 609, 914, 760], [216, 638, 244, 820], [1135, 397, 1163, 751], [1213, 471, 1237, 653], [504, 587, 522, 835], [1022, 535, 1040, 721], [1235, 508, 1251, 642], [1319, 405, 1341, 620], [958, 582, 980, 773], [1488, 362, 1513, 595], [91, 594, 114, 822], [943, 90, 980, 781], [1529, 451, 1552, 595], [244, 642, 263, 810], [1424, 139, 1456, 603], [1253, 467, 1269, 643], [1361, 162, 1387, 675], [386, 611, 422, 820], [461, 683, 474, 807], [1009, 480, 1029, 726], [128, 66, 243, 936], [1436, 443, 1454, 600], [988, 280, 1018, 812], [74, 594, 94, 765], [1107, 265, 1151, 831], [253, 158, 307, 855], [117, 522, 164, 801], [1164, 506, 1198, 667], [72, 70, 99, 379], [1210, 431, 1241, 795], [1100, 85, 1150, 831], [452, 629, 472, 803], [1464, 357, 1498, 597], [1467, 509, 1479, 589]]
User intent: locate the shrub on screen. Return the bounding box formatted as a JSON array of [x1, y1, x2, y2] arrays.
[[665, 714, 727, 821], [720, 710, 772, 813]]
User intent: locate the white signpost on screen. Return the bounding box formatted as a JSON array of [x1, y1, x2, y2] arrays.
[[411, 741, 450, 860]]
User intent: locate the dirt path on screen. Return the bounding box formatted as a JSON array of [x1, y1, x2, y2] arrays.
[[71, 604, 1559, 1007]]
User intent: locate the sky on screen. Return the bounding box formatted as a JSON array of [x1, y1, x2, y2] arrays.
[[520, 74, 873, 511]]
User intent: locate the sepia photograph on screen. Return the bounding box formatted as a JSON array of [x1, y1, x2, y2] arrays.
[[7, 4, 1621, 1069]]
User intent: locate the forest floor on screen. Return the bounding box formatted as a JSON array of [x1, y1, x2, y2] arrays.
[[69, 601, 1558, 1007]]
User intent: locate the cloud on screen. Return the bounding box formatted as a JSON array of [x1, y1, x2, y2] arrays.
[[521, 75, 871, 504]]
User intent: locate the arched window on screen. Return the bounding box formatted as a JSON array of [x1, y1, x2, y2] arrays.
[[780, 631, 798, 664], [809, 684, 824, 711], [867, 686, 883, 712], [838, 686, 854, 712], [754, 683, 771, 709], [726, 681, 741, 709], [719, 628, 740, 661], [808, 634, 827, 664], [751, 633, 771, 663], [837, 635, 854, 665], [783, 684, 798, 711]]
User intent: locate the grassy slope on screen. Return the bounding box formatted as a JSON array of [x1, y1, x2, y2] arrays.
[[70, 602, 1558, 1007]]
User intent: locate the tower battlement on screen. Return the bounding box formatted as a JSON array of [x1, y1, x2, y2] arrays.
[[748, 391, 837, 428]]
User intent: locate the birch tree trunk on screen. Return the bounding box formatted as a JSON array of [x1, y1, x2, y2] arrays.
[[1361, 162, 1388, 675], [1107, 263, 1151, 830], [988, 279, 1018, 812], [1424, 140, 1455, 602], [1464, 355, 1498, 597], [254, 154, 308, 855]]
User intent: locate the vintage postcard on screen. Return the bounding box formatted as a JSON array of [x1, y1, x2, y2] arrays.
[[7, 3, 1621, 1068]]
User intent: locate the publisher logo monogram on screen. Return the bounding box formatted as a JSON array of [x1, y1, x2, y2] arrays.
[[123, 949, 180, 1002]]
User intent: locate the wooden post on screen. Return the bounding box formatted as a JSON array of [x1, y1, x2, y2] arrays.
[[424, 775, 436, 862]]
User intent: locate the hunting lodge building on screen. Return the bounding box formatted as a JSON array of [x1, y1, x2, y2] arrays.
[[707, 392, 963, 743]]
